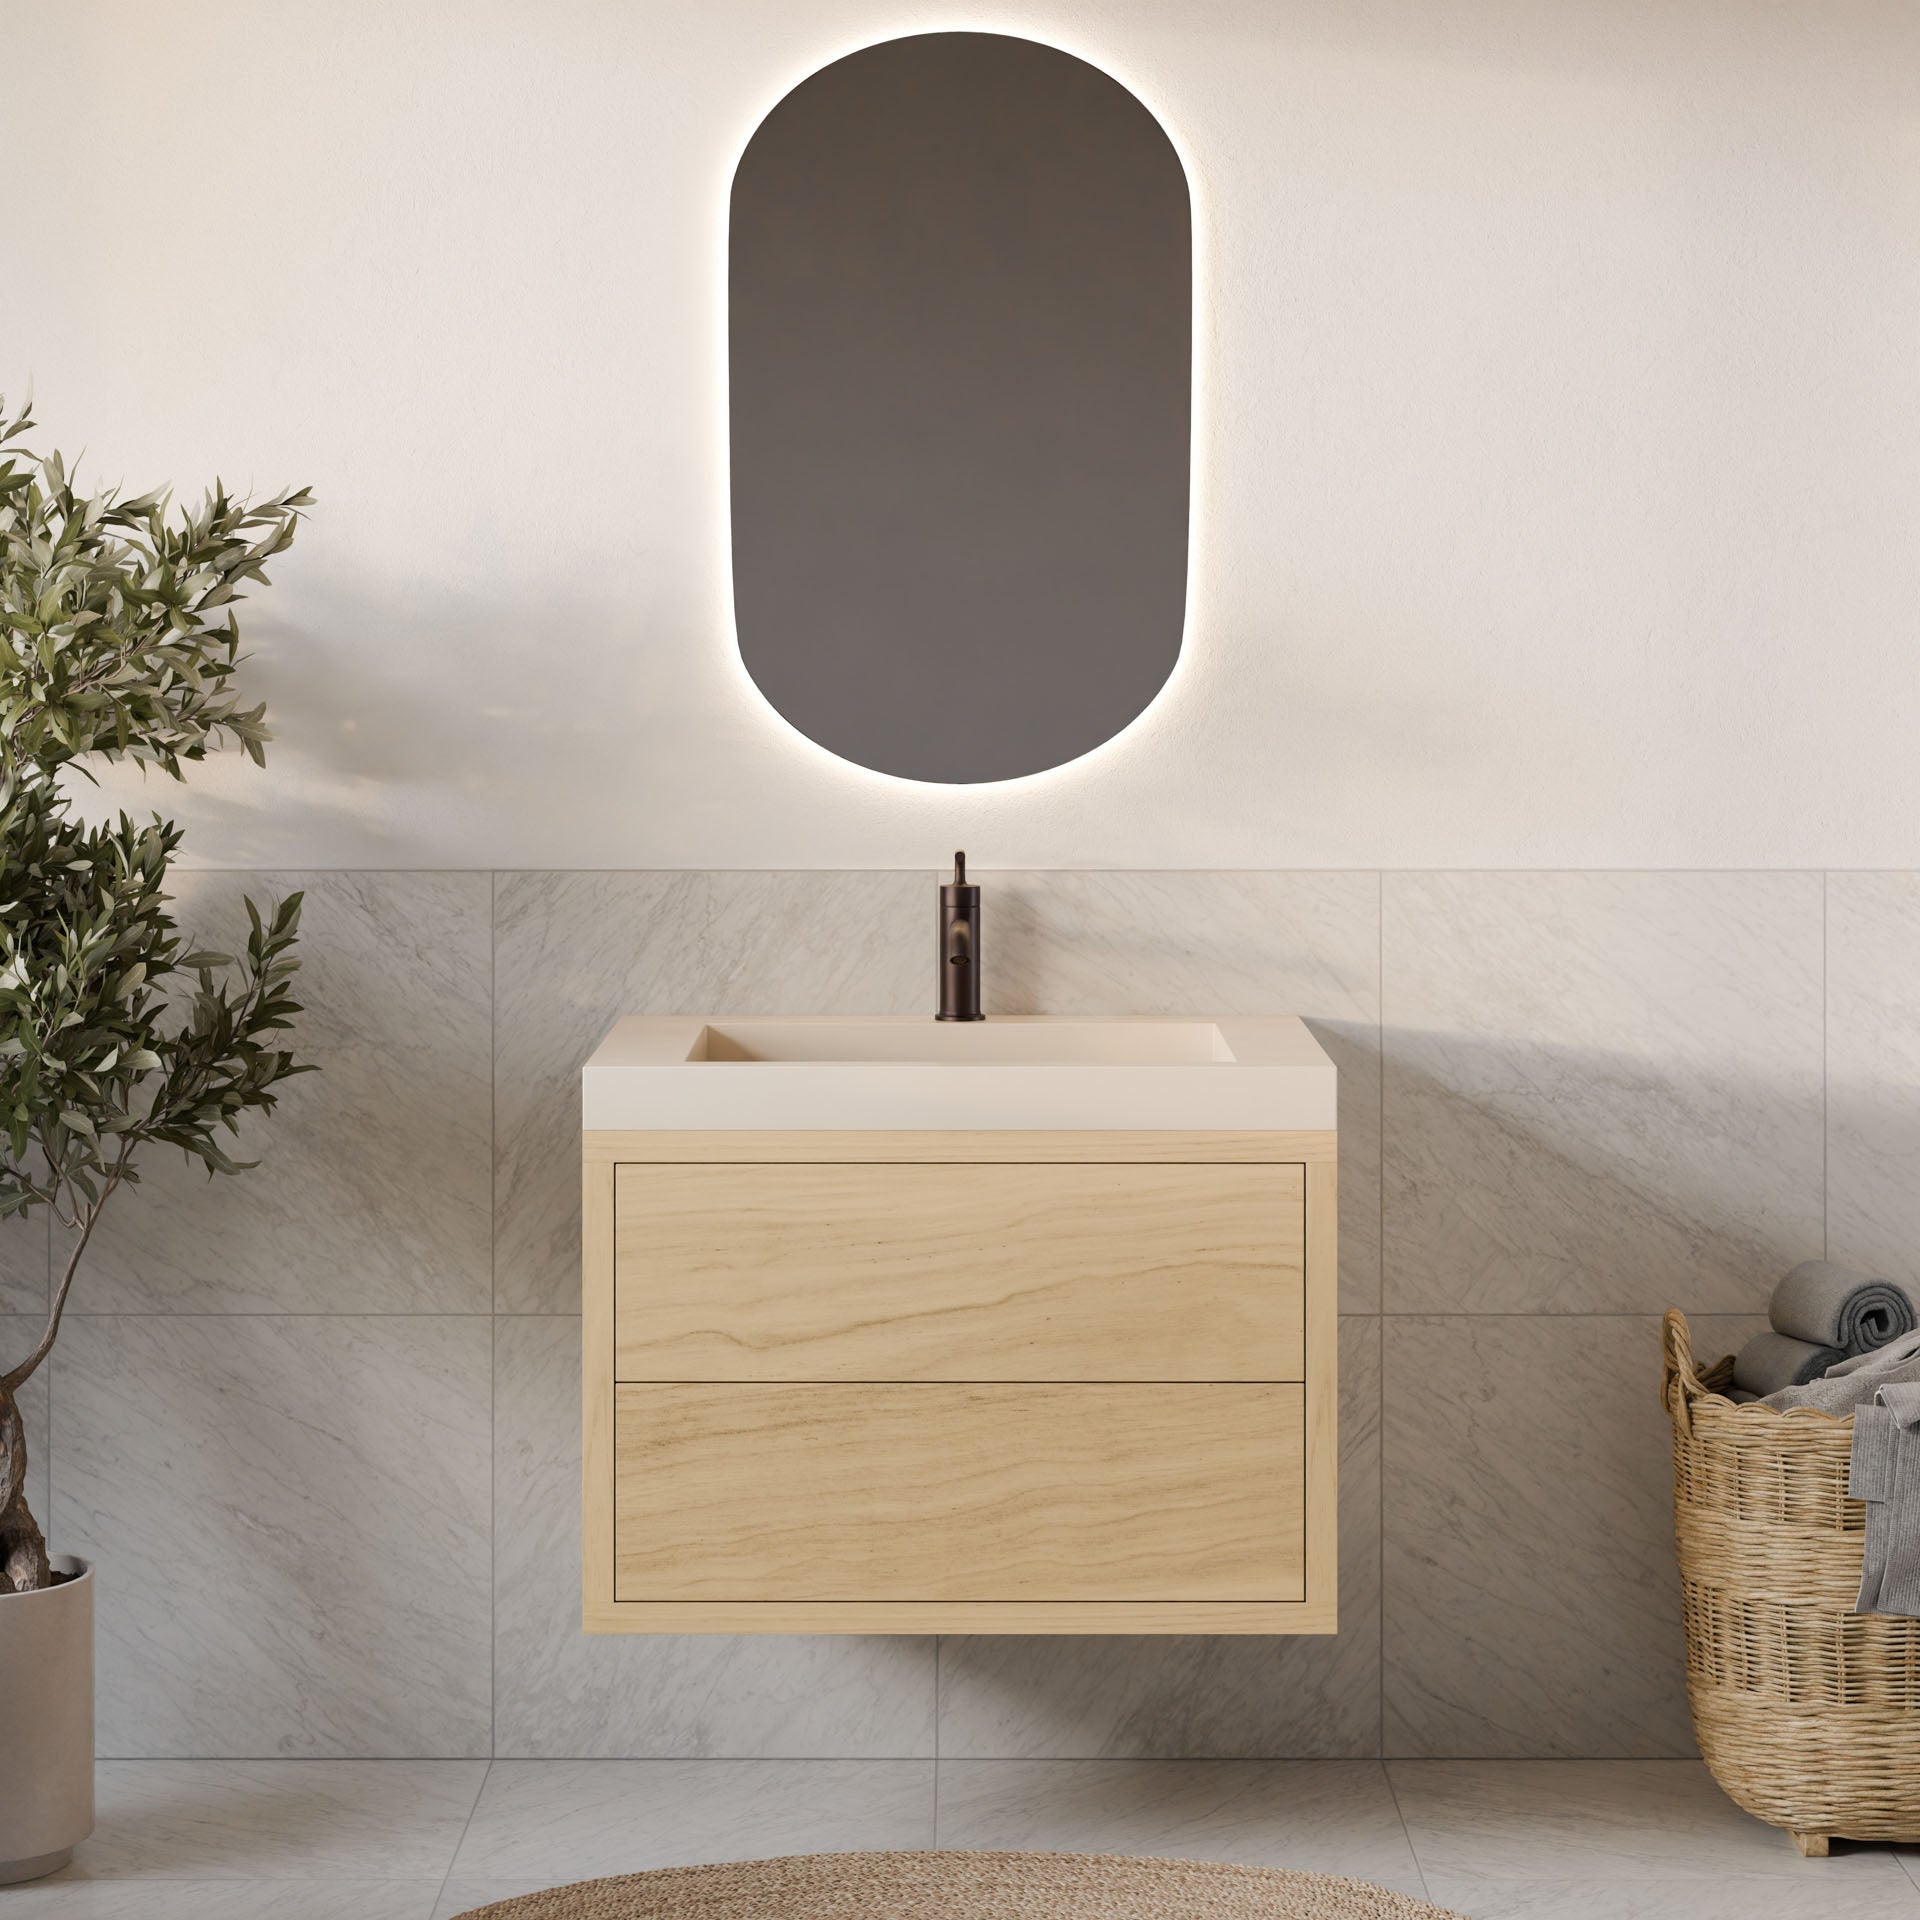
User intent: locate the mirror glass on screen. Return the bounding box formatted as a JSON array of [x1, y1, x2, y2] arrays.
[[729, 31, 1192, 783]]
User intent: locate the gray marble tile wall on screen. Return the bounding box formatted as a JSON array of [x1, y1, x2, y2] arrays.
[[10, 867, 1909, 1758]]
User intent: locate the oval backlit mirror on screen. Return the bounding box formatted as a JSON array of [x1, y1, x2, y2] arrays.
[[729, 31, 1193, 784]]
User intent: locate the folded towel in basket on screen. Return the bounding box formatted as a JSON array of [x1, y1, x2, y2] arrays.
[[1772, 1260, 1917, 1353], [1732, 1329, 1846, 1397], [1762, 1328, 1920, 1413], [1850, 1382, 1920, 1618]]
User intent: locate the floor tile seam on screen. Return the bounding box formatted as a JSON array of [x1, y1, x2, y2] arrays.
[[436, 1758, 496, 1901], [1377, 1760, 1433, 1902]]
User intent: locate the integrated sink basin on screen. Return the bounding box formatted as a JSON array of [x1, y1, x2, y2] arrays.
[[698, 1018, 1230, 1064], [583, 1014, 1335, 1132]]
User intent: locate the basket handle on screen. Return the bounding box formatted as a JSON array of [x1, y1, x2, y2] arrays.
[[1663, 1308, 1707, 1437]]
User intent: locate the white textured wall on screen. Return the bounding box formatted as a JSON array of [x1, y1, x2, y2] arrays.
[[9, 0, 1920, 869]]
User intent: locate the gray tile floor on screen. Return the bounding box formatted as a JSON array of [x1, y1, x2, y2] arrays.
[[6, 1759, 1919, 1918]]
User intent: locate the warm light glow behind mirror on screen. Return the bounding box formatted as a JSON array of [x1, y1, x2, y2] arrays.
[[727, 30, 1195, 786]]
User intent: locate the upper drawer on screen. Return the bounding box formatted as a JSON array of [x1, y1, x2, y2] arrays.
[[614, 1160, 1303, 1382]]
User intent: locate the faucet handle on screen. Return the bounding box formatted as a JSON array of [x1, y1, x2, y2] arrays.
[[940, 852, 979, 906]]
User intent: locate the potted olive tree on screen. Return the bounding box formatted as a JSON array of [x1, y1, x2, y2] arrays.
[[0, 402, 312, 1883]]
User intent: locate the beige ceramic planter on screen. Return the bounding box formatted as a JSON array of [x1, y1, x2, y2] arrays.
[[0, 1555, 93, 1883]]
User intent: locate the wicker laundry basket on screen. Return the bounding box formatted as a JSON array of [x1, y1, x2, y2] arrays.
[[1663, 1309, 1920, 1855]]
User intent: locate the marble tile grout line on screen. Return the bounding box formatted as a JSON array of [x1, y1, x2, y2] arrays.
[[489, 1318, 498, 1766], [55, 1309, 1754, 1319], [1376, 869, 1386, 1759], [85, 1750, 1830, 1764], [162, 864, 1875, 876], [63, 1310, 501, 1319], [42, 1205, 52, 1567], [491, 868, 499, 1762], [89, 1750, 956, 1762]]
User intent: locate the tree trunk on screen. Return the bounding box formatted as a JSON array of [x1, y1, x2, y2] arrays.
[[0, 1382, 48, 1594]]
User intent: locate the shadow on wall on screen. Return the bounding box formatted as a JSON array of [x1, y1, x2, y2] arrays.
[[1382, 1029, 1819, 1316], [937, 1049, 1787, 1761], [979, 874, 1381, 1244], [1375, 1042, 1787, 1758], [73, 576, 677, 867]]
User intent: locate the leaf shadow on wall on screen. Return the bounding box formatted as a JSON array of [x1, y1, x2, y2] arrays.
[[70, 577, 689, 867]]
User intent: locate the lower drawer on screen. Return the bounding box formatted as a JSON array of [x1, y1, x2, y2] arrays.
[[613, 1382, 1304, 1604]]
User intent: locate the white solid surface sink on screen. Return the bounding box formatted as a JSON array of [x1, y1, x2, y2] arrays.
[[582, 1015, 1335, 1132]]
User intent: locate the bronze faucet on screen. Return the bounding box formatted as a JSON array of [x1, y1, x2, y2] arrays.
[[937, 852, 982, 1021]]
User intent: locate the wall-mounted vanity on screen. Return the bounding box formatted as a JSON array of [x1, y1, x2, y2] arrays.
[[581, 1015, 1336, 1635]]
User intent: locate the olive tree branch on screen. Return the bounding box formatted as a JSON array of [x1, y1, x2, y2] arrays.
[[0, 1138, 131, 1396]]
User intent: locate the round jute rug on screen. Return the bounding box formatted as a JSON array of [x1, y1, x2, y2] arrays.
[[448, 1850, 1464, 1920]]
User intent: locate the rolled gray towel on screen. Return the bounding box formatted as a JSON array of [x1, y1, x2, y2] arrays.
[[1772, 1259, 1917, 1353], [1732, 1328, 1846, 1397]]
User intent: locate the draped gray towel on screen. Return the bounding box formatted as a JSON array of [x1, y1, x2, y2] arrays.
[[1850, 1382, 1920, 1619], [1773, 1260, 1917, 1354]]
